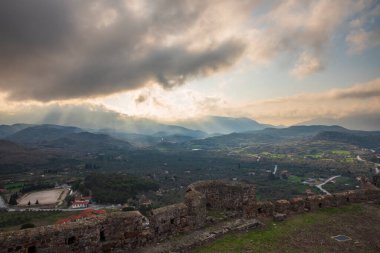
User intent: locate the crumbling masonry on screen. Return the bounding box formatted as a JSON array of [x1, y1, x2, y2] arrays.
[[1, 179, 380, 253]]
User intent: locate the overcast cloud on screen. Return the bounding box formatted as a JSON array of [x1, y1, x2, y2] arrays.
[[0, 0, 250, 101], [0, 0, 378, 102], [0, 0, 379, 130]]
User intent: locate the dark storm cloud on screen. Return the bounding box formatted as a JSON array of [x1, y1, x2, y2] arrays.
[[0, 0, 246, 101]]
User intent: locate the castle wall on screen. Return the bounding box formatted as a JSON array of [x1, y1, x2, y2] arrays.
[[255, 201, 274, 216], [254, 188, 380, 217], [2, 211, 150, 253], [1, 180, 379, 253], [149, 203, 189, 239], [188, 180, 256, 218]]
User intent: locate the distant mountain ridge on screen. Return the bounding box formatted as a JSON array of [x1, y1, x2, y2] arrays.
[[183, 125, 362, 150], [6, 124, 82, 145], [45, 132, 133, 152], [1, 124, 132, 153], [298, 113, 380, 131], [0, 124, 32, 138], [176, 116, 273, 134], [314, 130, 380, 148]]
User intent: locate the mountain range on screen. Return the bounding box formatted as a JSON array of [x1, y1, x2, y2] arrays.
[[299, 113, 380, 131]]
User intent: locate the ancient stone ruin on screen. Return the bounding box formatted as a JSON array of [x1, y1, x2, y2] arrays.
[[1, 179, 380, 253]]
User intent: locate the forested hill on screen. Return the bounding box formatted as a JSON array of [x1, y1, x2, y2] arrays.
[[314, 130, 380, 148]]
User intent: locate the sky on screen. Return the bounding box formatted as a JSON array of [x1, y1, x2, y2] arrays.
[[0, 0, 380, 127]]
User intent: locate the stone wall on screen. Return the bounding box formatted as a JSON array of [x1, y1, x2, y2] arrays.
[[2, 211, 150, 253], [149, 203, 189, 239], [0, 179, 379, 253], [188, 180, 256, 218], [254, 188, 380, 217]]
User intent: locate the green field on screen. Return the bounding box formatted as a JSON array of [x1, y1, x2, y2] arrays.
[[322, 176, 358, 193], [194, 204, 380, 253], [288, 175, 303, 184], [0, 211, 82, 232], [5, 182, 24, 191], [331, 150, 351, 156]]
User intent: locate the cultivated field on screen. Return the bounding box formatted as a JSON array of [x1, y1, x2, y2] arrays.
[[18, 188, 69, 206]]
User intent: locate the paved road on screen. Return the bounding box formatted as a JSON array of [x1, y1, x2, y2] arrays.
[[273, 165, 278, 175], [356, 155, 365, 162], [315, 175, 341, 195], [0, 195, 7, 209]]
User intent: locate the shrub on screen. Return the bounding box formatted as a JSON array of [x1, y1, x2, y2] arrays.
[[20, 223, 35, 229]]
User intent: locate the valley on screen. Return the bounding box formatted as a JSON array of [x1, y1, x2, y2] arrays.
[[0, 123, 379, 231]]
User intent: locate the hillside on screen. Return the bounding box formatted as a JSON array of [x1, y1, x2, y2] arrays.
[[194, 204, 380, 253], [0, 140, 53, 171], [314, 130, 380, 149], [299, 113, 380, 131], [45, 132, 133, 153], [6, 125, 82, 145], [0, 124, 32, 138]]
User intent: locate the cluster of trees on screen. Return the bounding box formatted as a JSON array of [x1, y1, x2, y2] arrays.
[[83, 173, 159, 204]]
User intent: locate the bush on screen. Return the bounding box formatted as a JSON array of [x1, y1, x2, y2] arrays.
[[20, 223, 35, 229]]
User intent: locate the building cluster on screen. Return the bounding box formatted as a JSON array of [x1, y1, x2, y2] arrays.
[[71, 196, 91, 209]]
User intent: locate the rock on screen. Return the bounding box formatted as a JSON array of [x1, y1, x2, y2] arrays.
[[273, 213, 287, 222]]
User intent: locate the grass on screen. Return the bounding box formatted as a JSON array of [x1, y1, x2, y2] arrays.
[[0, 211, 82, 232], [193, 204, 380, 253], [304, 154, 323, 159], [323, 176, 357, 193], [331, 150, 351, 156], [5, 182, 24, 191], [207, 209, 226, 220], [288, 175, 303, 184], [256, 179, 313, 201]]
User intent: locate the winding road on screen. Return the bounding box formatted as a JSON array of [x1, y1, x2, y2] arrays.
[[315, 175, 341, 195], [273, 165, 278, 175]]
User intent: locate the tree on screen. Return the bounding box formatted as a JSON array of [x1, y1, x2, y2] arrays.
[[27, 200, 31, 206], [35, 199, 39, 205], [8, 193, 18, 205]]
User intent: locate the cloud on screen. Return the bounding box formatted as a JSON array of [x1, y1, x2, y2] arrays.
[[1, 78, 380, 129], [291, 52, 323, 78], [326, 78, 380, 99], [0, 0, 378, 103], [135, 94, 149, 104], [346, 3, 380, 53], [0, 0, 248, 102], [243, 78, 380, 125], [346, 28, 380, 53], [249, 0, 376, 76]]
